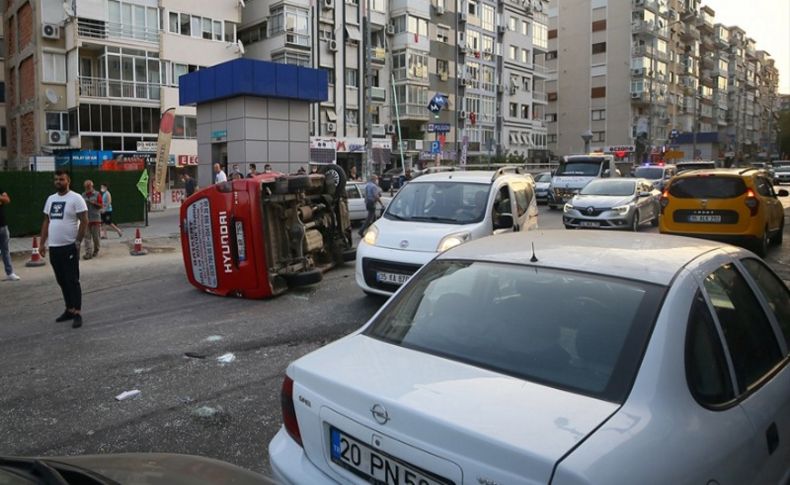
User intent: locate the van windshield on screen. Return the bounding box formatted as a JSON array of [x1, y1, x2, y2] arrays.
[[385, 182, 491, 224], [556, 161, 603, 176]]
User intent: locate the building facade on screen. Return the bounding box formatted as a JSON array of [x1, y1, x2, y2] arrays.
[[239, 0, 550, 173], [4, 0, 242, 182], [546, 0, 779, 162]]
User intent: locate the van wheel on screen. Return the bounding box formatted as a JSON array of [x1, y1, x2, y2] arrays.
[[321, 165, 347, 199], [283, 269, 323, 288], [753, 228, 769, 257]]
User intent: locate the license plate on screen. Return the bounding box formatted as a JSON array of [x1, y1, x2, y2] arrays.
[[377, 271, 410, 285], [579, 221, 600, 227], [688, 214, 721, 223], [330, 428, 451, 485]]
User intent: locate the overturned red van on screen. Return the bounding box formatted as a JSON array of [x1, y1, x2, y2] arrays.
[[180, 167, 353, 299]]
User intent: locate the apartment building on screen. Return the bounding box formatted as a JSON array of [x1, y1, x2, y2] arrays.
[[240, 0, 550, 172], [4, 0, 242, 181], [546, 0, 778, 162]]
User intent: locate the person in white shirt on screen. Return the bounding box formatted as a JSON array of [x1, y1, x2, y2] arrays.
[[213, 163, 228, 184], [40, 170, 88, 329]]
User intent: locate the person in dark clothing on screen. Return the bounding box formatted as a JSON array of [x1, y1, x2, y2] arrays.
[[182, 174, 197, 198], [40, 171, 89, 329]]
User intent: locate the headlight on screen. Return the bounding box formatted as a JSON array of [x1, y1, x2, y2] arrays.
[[363, 225, 379, 246], [612, 204, 631, 215], [563, 203, 574, 212], [436, 232, 471, 253]]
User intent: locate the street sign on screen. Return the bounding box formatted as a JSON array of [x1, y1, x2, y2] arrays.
[[427, 93, 448, 114], [426, 123, 451, 133], [430, 141, 441, 154], [670, 129, 679, 139]]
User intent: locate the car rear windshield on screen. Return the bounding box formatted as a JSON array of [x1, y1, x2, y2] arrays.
[[676, 163, 716, 172], [365, 260, 666, 403], [384, 182, 490, 224], [634, 167, 665, 179], [580, 180, 636, 196], [556, 160, 604, 176], [669, 176, 747, 199]]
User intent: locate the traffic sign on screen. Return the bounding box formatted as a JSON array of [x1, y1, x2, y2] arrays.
[[430, 141, 441, 154], [427, 123, 451, 133], [427, 93, 448, 114]]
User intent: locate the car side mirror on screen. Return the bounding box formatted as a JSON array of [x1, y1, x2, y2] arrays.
[[778, 189, 789, 197], [494, 213, 514, 230], [639, 192, 651, 198]]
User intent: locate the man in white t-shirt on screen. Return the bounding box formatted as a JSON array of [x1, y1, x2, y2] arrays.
[[213, 163, 228, 183], [40, 170, 89, 329]]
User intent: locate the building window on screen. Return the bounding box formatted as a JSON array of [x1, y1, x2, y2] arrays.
[[481, 4, 495, 31], [548, 92, 558, 101], [0, 127, 5, 148], [179, 12, 190, 35], [592, 42, 607, 54], [46, 112, 69, 131], [546, 50, 557, 60], [345, 68, 359, 88], [42, 53, 67, 83], [521, 48, 529, 64], [592, 131, 605, 142], [545, 113, 557, 122], [169, 12, 179, 33], [436, 59, 449, 79], [548, 29, 557, 39], [345, 109, 359, 125], [173, 115, 197, 139], [521, 20, 529, 37], [224, 21, 236, 42], [272, 51, 311, 67], [532, 23, 548, 49], [522, 76, 531, 92], [0, 82, 4, 103], [592, 19, 606, 32], [591, 86, 606, 98], [521, 105, 529, 119], [509, 17, 517, 31], [436, 25, 449, 43], [547, 134, 557, 144], [591, 109, 606, 120], [467, 0, 478, 16], [407, 15, 428, 37], [509, 102, 518, 117], [509, 45, 517, 61]]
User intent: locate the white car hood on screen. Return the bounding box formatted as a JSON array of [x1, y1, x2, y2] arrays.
[[552, 176, 596, 189], [373, 218, 478, 252], [536, 182, 551, 190], [294, 335, 619, 483], [570, 194, 634, 209]]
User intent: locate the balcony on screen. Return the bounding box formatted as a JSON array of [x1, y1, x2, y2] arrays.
[[396, 104, 430, 120], [78, 77, 161, 102], [697, 12, 714, 31], [371, 87, 387, 102], [531, 64, 551, 78], [532, 91, 548, 103], [372, 47, 386, 66], [77, 18, 159, 44], [679, 23, 700, 41]]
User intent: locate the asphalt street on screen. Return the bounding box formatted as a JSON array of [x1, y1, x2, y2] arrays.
[[0, 205, 788, 478]]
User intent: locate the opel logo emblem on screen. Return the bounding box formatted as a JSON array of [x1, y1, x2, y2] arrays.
[[700, 199, 708, 208], [400, 240, 409, 249], [586, 206, 595, 215], [371, 404, 390, 425]]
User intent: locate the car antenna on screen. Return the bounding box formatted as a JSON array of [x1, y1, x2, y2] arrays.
[[530, 242, 538, 263]]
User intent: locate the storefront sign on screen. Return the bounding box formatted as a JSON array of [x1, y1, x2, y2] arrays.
[[211, 130, 228, 141], [605, 145, 635, 153], [336, 137, 366, 153], [177, 155, 199, 167], [137, 141, 158, 152], [427, 123, 452, 133]]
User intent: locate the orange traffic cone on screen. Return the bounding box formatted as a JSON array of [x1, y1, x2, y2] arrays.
[[26, 236, 46, 267], [130, 228, 148, 256]]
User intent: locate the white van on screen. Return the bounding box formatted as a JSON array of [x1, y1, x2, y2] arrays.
[[356, 168, 539, 296]]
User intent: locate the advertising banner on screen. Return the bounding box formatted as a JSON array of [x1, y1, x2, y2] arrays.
[[154, 108, 176, 194]]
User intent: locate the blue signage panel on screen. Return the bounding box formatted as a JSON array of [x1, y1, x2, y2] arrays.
[[427, 123, 451, 133], [430, 141, 442, 154]]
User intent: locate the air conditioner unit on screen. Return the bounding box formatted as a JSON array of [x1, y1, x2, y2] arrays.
[[42, 23, 60, 40], [458, 110, 467, 120], [47, 130, 68, 145], [434, 4, 444, 15], [386, 124, 396, 134], [386, 24, 395, 35], [497, 25, 506, 34], [632, 68, 644, 75], [322, 0, 334, 9], [327, 122, 337, 132], [459, 12, 468, 22], [631, 92, 642, 99], [328, 39, 338, 52]]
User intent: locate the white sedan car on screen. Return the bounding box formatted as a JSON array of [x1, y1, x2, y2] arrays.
[[270, 231, 789, 484], [345, 182, 392, 223]]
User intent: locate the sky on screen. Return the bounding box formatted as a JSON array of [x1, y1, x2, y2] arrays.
[[708, 0, 790, 93]]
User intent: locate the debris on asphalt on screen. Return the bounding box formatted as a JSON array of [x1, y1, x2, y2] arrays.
[[217, 353, 236, 364], [204, 335, 223, 342], [133, 367, 151, 374], [115, 390, 141, 401], [193, 406, 220, 418], [184, 352, 207, 359]]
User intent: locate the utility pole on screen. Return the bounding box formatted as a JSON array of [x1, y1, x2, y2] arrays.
[[692, 85, 698, 160], [364, 0, 373, 179]]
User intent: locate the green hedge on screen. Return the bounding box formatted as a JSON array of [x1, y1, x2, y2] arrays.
[[0, 170, 146, 237]]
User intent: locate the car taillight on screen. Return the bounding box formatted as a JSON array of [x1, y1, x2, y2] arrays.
[[659, 190, 669, 214], [744, 189, 759, 216], [281, 375, 303, 447]]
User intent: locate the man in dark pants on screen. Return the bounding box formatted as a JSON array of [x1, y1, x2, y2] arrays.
[[40, 171, 89, 329], [358, 174, 383, 237]]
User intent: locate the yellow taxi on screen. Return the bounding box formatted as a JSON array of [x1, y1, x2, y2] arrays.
[[659, 168, 788, 256]]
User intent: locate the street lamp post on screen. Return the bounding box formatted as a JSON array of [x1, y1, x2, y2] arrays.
[[581, 130, 593, 154]]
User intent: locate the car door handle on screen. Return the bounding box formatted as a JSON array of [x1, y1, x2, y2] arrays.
[[766, 422, 779, 455]]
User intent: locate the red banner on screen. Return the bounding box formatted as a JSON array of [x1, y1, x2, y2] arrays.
[[154, 108, 176, 193]]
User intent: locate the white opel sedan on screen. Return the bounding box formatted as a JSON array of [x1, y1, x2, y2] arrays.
[[270, 231, 790, 485]]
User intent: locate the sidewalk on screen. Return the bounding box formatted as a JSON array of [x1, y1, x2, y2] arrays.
[[9, 207, 181, 257]]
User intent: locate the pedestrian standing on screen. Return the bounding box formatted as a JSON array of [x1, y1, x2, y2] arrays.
[[349, 166, 360, 181], [230, 163, 243, 180], [81, 180, 103, 259], [0, 186, 21, 281], [359, 174, 383, 237], [99, 183, 123, 239], [182, 173, 197, 198], [213, 163, 228, 183], [263, 163, 273, 173], [40, 170, 88, 328], [246, 164, 259, 178]]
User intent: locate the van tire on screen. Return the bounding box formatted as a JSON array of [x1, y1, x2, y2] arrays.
[[283, 269, 323, 287], [321, 165, 347, 199]]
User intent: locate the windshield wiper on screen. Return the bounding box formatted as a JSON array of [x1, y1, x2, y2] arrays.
[[410, 215, 459, 223], [385, 212, 407, 221]]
